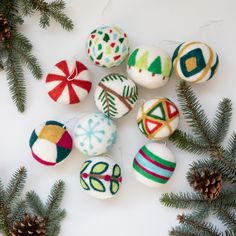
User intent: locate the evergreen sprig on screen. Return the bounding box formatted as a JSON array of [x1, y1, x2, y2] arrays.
[[161, 82, 236, 235], [0, 0, 74, 112], [0, 167, 66, 236], [26, 180, 66, 236]]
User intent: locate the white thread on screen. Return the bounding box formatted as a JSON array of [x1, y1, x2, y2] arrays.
[[67, 59, 78, 81], [103, 153, 113, 158], [138, 98, 146, 105], [159, 40, 181, 46], [101, 0, 111, 22], [200, 19, 223, 29], [63, 111, 92, 128]]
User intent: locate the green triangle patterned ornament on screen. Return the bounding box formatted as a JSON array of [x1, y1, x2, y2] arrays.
[[80, 156, 122, 199], [94, 73, 138, 119], [86, 26, 129, 68], [29, 120, 73, 166], [133, 142, 176, 188], [172, 41, 219, 83], [73, 112, 117, 156], [127, 45, 172, 89]]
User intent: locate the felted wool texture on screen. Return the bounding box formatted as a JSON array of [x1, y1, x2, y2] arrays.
[[80, 156, 122, 199], [45, 59, 92, 104], [73, 112, 117, 156], [94, 74, 138, 119], [137, 98, 180, 140], [133, 142, 176, 188], [86, 26, 129, 68], [127, 45, 172, 89], [172, 41, 219, 83], [29, 120, 73, 166]]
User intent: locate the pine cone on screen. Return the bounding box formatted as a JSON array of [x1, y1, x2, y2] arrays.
[[10, 214, 46, 236], [0, 14, 11, 42], [189, 169, 223, 200]]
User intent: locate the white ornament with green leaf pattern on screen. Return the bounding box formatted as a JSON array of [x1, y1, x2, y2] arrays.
[[80, 156, 122, 199]]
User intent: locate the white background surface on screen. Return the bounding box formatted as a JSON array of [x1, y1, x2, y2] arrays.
[[0, 0, 236, 235]]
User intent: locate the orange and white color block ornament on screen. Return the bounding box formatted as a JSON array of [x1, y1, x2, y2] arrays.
[[45, 59, 92, 105], [137, 98, 180, 140]]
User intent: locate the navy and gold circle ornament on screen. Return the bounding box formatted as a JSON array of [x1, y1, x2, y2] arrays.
[[172, 41, 219, 83], [80, 156, 122, 199]]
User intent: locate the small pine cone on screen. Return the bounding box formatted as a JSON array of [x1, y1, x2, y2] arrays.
[[0, 13, 11, 42], [10, 214, 46, 236], [189, 169, 223, 200]]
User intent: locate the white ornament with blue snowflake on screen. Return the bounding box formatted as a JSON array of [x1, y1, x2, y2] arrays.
[[73, 112, 117, 156]]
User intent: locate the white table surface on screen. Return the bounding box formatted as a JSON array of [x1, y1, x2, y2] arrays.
[[0, 0, 235, 235]]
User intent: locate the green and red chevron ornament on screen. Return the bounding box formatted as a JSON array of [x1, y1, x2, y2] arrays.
[[133, 142, 176, 187], [127, 45, 172, 89], [80, 156, 122, 199], [29, 120, 73, 166], [86, 26, 129, 68], [137, 98, 180, 140]]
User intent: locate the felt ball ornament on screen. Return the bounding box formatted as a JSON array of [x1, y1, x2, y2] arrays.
[[73, 112, 117, 156], [172, 41, 219, 83], [45, 59, 92, 104], [137, 98, 180, 140], [133, 142, 176, 187], [127, 45, 172, 89], [80, 156, 122, 199], [94, 73, 138, 119], [86, 26, 129, 68], [29, 120, 72, 166]]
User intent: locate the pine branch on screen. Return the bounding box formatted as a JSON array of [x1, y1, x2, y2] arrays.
[[214, 208, 236, 232], [170, 225, 200, 236], [212, 98, 232, 144], [11, 37, 42, 79], [26, 191, 46, 217], [165, 82, 236, 236], [173, 82, 236, 182], [176, 81, 213, 143], [43, 180, 65, 236], [10, 199, 27, 222], [3, 46, 26, 112], [160, 191, 235, 212], [210, 148, 236, 182], [30, 0, 74, 30], [226, 134, 236, 162], [224, 230, 235, 236], [170, 130, 208, 155], [177, 214, 222, 236], [0, 167, 27, 234], [191, 206, 210, 220], [5, 167, 27, 205], [160, 192, 207, 209], [45, 180, 65, 216], [0, 62, 3, 70]]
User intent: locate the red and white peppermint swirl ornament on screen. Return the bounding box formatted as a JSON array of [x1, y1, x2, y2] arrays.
[[45, 60, 92, 105]]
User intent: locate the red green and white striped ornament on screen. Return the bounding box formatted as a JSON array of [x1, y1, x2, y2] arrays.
[[133, 142, 176, 187], [45, 59, 92, 105]]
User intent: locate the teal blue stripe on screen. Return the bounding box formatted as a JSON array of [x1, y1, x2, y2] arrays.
[[135, 153, 173, 178]]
